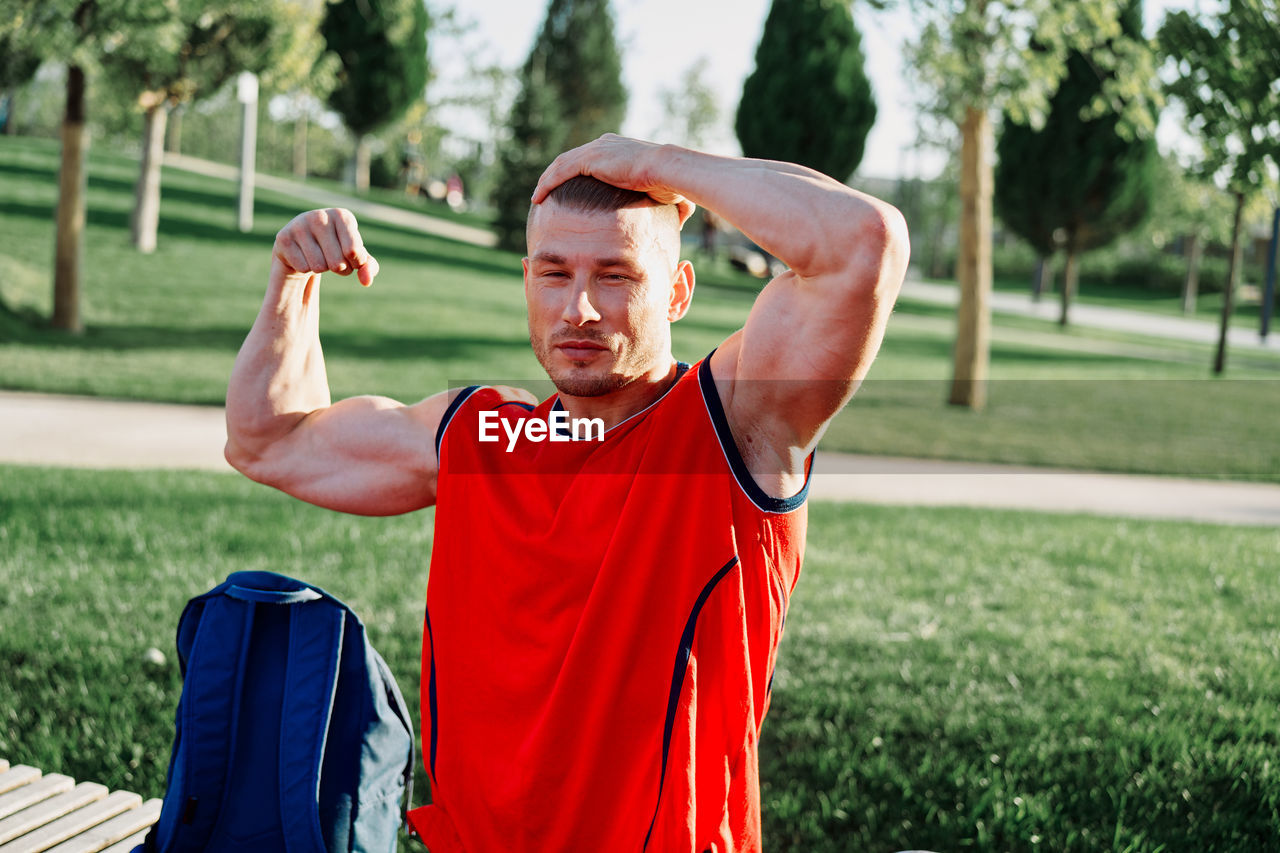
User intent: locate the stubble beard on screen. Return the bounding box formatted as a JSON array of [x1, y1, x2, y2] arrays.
[[531, 327, 664, 398]]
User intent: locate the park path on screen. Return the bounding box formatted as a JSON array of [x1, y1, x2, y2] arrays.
[[164, 153, 498, 248], [3, 390, 1278, 527], [163, 154, 1279, 353]]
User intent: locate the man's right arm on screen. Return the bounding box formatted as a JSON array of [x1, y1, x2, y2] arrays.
[[225, 208, 453, 516]]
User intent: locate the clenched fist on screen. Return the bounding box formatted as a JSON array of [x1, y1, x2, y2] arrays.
[[273, 208, 380, 287]]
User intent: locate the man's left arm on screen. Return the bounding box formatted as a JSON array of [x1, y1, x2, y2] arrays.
[[534, 135, 910, 495]]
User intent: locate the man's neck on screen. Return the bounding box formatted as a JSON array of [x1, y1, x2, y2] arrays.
[[555, 360, 682, 432]]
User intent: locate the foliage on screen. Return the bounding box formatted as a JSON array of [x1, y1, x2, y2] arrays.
[[491, 0, 626, 250], [1139, 150, 1238, 249], [99, 0, 292, 107], [0, 29, 42, 91], [654, 57, 723, 151], [735, 0, 876, 180], [994, 2, 1156, 260], [1159, 0, 1280, 194], [907, 0, 1159, 138], [320, 0, 429, 138]]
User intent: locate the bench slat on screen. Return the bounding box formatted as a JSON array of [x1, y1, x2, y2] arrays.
[[0, 784, 107, 847], [0, 777, 74, 821], [42, 799, 160, 853], [0, 763, 8, 775], [0, 769, 41, 798], [94, 829, 148, 853], [0, 790, 140, 853]]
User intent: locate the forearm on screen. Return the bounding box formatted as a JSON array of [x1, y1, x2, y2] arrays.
[[646, 145, 902, 284], [225, 262, 331, 463]]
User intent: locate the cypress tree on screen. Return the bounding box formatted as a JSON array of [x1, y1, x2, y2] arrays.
[[735, 0, 877, 181], [321, 0, 429, 190], [994, 0, 1157, 325], [492, 0, 626, 251]]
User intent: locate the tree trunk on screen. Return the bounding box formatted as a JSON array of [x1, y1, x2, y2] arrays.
[[948, 104, 993, 410], [354, 134, 371, 192], [1181, 232, 1202, 315], [52, 65, 87, 333], [293, 104, 308, 179], [131, 100, 169, 254], [1213, 190, 1245, 375], [1059, 246, 1079, 327], [1032, 255, 1054, 302], [165, 104, 183, 154]]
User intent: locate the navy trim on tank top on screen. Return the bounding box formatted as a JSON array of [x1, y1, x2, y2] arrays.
[[643, 555, 740, 850], [434, 386, 481, 458], [696, 352, 810, 514]]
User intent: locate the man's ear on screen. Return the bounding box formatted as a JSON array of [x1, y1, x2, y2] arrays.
[[668, 260, 695, 322], [522, 257, 532, 296]]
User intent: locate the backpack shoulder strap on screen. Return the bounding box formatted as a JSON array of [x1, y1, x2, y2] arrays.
[[277, 597, 346, 853], [172, 593, 256, 846]]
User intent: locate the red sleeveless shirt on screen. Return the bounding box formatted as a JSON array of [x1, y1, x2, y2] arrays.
[[407, 355, 808, 852]]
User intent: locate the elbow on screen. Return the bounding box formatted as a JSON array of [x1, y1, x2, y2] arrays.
[[224, 437, 264, 481], [847, 202, 910, 304]]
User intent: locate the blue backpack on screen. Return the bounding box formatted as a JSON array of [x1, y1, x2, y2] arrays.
[[140, 571, 415, 853]]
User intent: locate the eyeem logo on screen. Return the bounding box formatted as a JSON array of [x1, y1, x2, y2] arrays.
[[478, 410, 605, 453]]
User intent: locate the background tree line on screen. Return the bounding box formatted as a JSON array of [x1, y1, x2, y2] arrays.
[[1, 0, 1275, 381]]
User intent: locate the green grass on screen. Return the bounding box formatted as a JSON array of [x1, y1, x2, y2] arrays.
[[2, 134, 1278, 481], [1, 466, 1277, 850]]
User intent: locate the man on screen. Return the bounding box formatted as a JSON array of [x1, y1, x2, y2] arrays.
[[225, 134, 908, 851]]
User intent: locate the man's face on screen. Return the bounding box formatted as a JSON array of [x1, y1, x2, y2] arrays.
[[523, 202, 687, 398]]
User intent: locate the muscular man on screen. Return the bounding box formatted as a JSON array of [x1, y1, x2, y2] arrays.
[[225, 135, 908, 852]]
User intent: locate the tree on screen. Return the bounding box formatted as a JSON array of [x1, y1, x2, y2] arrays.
[[1160, 0, 1280, 374], [1, 0, 175, 332], [907, 0, 1158, 408], [1142, 151, 1236, 314], [994, 0, 1157, 326], [321, 0, 429, 191], [735, 0, 875, 181], [104, 0, 299, 253], [655, 57, 722, 151], [492, 0, 626, 251]]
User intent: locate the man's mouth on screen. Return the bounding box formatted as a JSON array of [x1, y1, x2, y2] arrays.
[[555, 340, 608, 359]]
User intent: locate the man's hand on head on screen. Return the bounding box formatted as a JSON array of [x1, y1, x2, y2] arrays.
[[531, 134, 696, 226], [274, 208, 380, 287]]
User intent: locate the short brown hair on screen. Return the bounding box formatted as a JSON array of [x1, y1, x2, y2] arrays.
[[526, 176, 681, 262]]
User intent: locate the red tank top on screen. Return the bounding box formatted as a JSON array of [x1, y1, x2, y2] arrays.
[[407, 355, 808, 852]]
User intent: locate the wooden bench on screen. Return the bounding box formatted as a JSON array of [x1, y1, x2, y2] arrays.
[[0, 759, 160, 853]]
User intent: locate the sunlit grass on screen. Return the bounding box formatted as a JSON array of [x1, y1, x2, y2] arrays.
[[1, 467, 1276, 850]]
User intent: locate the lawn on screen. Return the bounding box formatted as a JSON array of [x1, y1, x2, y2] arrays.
[[2, 134, 1278, 481], [1, 466, 1276, 851]]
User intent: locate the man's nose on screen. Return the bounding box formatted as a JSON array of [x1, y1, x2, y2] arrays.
[[561, 280, 602, 326]]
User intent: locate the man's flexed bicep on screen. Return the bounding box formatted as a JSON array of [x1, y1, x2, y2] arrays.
[[229, 390, 455, 516], [714, 193, 910, 454], [226, 208, 448, 516]]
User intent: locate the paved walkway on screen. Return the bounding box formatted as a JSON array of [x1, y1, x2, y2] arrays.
[[164, 154, 497, 248], [899, 280, 1279, 353], [3, 391, 1278, 527]]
